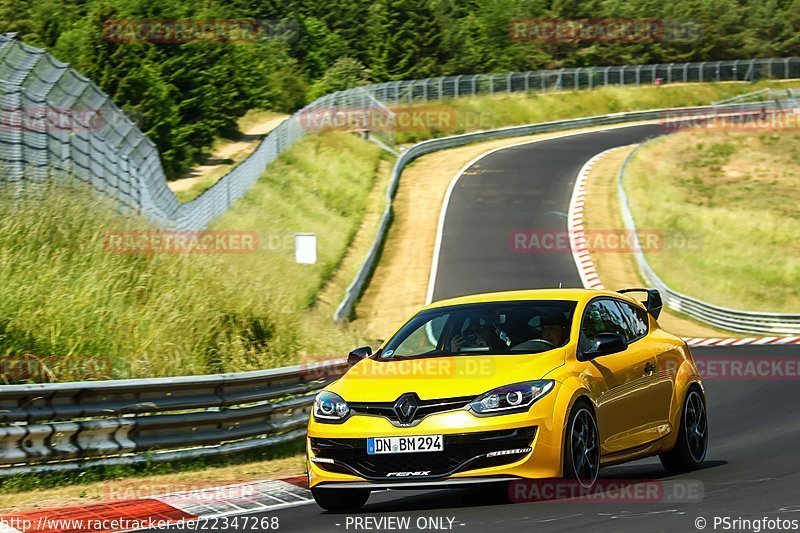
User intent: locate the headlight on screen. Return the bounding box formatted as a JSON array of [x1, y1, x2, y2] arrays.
[[469, 380, 554, 416], [313, 391, 350, 422]]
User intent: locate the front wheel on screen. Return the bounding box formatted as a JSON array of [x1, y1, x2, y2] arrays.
[[660, 387, 708, 472], [311, 487, 370, 512], [563, 402, 600, 490]]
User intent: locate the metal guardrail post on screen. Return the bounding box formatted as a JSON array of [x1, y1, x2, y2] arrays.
[[0, 361, 347, 474]]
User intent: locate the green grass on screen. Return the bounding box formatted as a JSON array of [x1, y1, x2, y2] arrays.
[[393, 80, 800, 144], [0, 132, 385, 381], [624, 128, 800, 313]]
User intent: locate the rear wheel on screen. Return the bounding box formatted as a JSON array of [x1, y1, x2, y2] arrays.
[[660, 387, 707, 472], [563, 402, 600, 490], [311, 487, 370, 512]]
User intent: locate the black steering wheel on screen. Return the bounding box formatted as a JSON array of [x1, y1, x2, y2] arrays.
[[510, 338, 556, 350]]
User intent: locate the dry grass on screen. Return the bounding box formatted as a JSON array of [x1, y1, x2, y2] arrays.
[[313, 159, 392, 318], [624, 128, 800, 313], [582, 147, 735, 337]]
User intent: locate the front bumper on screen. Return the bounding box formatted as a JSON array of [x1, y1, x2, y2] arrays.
[[307, 395, 565, 489], [313, 476, 519, 490]]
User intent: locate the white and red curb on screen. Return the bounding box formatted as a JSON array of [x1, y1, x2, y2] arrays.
[[567, 147, 800, 350], [0, 477, 311, 533], [567, 147, 623, 291], [684, 336, 800, 347]]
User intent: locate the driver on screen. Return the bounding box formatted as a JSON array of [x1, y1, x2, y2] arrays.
[[450, 320, 491, 351], [540, 312, 568, 347]]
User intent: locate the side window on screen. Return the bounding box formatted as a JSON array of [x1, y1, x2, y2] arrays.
[[580, 299, 632, 351], [617, 301, 649, 340], [596, 300, 632, 339], [391, 314, 450, 356]]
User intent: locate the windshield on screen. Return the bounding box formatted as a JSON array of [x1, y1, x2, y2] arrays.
[[379, 300, 577, 359]]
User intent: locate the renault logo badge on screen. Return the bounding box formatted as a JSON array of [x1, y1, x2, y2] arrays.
[[393, 393, 419, 424]]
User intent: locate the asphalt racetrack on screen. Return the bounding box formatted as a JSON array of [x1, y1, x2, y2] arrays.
[[155, 123, 800, 532]]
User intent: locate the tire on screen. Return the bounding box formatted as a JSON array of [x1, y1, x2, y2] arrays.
[[660, 387, 708, 473], [311, 487, 370, 512], [563, 401, 600, 490]]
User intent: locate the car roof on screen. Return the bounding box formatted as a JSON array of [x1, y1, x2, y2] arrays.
[[423, 288, 643, 310]]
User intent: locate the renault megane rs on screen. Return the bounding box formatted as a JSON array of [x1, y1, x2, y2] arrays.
[[307, 288, 708, 512]]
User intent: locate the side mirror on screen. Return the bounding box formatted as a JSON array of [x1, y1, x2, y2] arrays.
[[347, 346, 372, 367], [579, 333, 627, 361]]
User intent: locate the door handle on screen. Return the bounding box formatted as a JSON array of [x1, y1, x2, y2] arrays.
[[644, 362, 656, 375]]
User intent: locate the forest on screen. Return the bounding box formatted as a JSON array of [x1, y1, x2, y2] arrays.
[[2, 0, 798, 178]]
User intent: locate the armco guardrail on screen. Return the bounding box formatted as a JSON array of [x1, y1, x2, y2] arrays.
[[0, 360, 345, 476], [333, 102, 778, 321], [1, 33, 798, 229], [617, 141, 800, 335]]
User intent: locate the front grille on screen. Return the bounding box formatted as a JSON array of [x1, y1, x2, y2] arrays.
[[349, 395, 472, 426], [310, 427, 536, 480]]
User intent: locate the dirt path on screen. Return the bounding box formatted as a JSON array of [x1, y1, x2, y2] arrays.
[[168, 113, 288, 194]]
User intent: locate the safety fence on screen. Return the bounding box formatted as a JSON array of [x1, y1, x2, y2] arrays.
[[0, 360, 345, 476], [1, 33, 798, 229]]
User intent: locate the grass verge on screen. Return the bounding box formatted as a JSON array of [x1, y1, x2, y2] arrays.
[[624, 128, 800, 313], [0, 131, 388, 381], [392, 80, 799, 144], [582, 147, 736, 337]]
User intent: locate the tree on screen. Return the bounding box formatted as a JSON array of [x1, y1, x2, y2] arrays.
[[307, 57, 369, 100], [366, 0, 444, 81]]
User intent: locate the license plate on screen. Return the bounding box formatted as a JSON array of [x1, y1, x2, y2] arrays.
[[367, 435, 443, 455]]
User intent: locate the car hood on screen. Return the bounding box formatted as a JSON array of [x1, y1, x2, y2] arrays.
[[327, 348, 566, 402]]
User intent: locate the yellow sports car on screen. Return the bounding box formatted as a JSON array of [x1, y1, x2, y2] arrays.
[[307, 288, 707, 512]]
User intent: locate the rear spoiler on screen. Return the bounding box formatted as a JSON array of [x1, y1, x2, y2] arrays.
[[617, 288, 663, 319]]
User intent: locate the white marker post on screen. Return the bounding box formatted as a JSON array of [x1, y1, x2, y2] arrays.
[[295, 233, 317, 265]]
